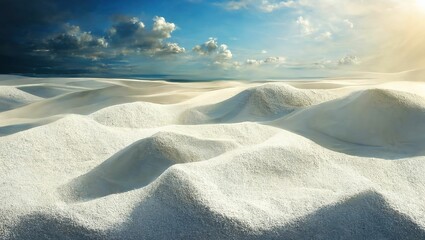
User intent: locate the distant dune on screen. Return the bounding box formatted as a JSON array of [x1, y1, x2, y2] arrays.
[[1, 75, 425, 239]]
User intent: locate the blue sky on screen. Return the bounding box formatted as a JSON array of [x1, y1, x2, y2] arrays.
[[1, 0, 424, 79]]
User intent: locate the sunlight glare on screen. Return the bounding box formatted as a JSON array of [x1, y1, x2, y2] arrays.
[[417, 0, 425, 10]]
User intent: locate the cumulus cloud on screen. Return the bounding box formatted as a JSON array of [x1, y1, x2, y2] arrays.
[[42, 24, 108, 60], [216, 44, 233, 61], [193, 38, 232, 64], [193, 38, 220, 55], [38, 16, 185, 61], [296, 16, 315, 35], [107, 16, 185, 56]]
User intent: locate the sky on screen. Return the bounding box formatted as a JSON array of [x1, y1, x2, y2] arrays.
[[1, 0, 425, 79]]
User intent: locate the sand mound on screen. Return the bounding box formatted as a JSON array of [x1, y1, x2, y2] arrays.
[[17, 85, 81, 98], [2, 75, 425, 239], [0, 86, 42, 112], [181, 83, 334, 124], [280, 88, 425, 151], [62, 132, 239, 201], [91, 102, 178, 128], [0, 85, 153, 119]]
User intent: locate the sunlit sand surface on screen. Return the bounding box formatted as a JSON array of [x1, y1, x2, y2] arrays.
[[1, 73, 425, 239]]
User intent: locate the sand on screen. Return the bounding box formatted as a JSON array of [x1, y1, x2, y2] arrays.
[[0, 74, 424, 239]]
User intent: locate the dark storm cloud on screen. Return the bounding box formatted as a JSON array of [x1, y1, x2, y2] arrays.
[[0, 0, 101, 73], [0, 0, 184, 74], [41, 24, 108, 60]]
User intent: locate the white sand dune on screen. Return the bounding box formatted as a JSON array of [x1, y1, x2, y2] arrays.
[[90, 102, 179, 128], [276, 88, 425, 156], [181, 83, 337, 124], [1, 74, 425, 239], [0, 86, 42, 112]]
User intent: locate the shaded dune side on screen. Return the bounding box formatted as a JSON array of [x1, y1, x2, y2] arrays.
[[0, 86, 42, 112], [121, 188, 425, 239], [5, 212, 106, 240], [17, 84, 85, 98], [0, 85, 146, 119], [268, 191, 425, 240], [279, 88, 425, 153], [1, 84, 191, 120], [180, 83, 335, 124], [8, 191, 425, 240], [61, 132, 239, 202]]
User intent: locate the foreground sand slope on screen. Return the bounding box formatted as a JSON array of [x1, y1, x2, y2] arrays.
[[0, 74, 425, 239]]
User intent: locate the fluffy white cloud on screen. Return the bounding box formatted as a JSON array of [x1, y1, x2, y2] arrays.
[[152, 16, 176, 38], [193, 38, 233, 64], [217, 44, 233, 60], [296, 16, 315, 35], [193, 38, 219, 55], [154, 42, 186, 56], [108, 16, 184, 56]]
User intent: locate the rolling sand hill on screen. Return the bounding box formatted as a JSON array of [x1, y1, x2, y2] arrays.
[[0, 74, 425, 239]]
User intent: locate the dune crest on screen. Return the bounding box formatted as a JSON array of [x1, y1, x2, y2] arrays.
[[181, 83, 336, 124], [279, 88, 425, 153]]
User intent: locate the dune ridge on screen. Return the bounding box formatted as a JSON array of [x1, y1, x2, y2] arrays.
[[1, 75, 425, 239]]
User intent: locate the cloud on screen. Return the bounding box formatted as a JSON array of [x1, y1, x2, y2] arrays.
[[216, 44, 233, 61], [218, 0, 296, 12], [343, 19, 354, 29], [193, 38, 232, 64], [5, 14, 186, 74], [315, 31, 332, 41], [338, 55, 361, 65], [0, 0, 101, 73], [193, 38, 220, 55], [264, 56, 286, 63], [245, 56, 286, 66], [296, 16, 315, 35], [259, 0, 295, 12], [108, 16, 185, 56], [42, 24, 108, 60], [246, 59, 262, 66], [37, 16, 185, 61], [221, 0, 249, 10]]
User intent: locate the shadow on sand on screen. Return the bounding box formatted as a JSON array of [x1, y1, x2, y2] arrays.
[[8, 191, 425, 239]]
